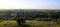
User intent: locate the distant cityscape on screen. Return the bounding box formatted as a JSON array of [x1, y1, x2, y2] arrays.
[[0, 9, 59, 20]]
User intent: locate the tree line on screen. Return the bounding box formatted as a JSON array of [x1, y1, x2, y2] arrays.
[[0, 10, 60, 21]]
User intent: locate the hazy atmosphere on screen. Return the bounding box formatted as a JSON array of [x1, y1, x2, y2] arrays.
[[0, 0, 60, 27], [0, 0, 60, 10]]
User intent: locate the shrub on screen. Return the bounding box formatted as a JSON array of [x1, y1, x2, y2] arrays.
[[57, 17, 60, 25], [35, 18, 44, 21]]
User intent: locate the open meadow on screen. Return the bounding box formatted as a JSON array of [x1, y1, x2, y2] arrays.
[[0, 20, 59, 27]]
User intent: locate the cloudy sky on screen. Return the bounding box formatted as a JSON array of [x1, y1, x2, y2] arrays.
[[0, 0, 60, 10]]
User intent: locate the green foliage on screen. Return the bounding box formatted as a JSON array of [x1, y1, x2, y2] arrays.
[[35, 18, 44, 21], [13, 16, 17, 20], [57, 17, 60, 25]]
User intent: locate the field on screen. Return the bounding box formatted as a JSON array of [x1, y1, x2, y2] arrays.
[[0, 20, 60, 27]]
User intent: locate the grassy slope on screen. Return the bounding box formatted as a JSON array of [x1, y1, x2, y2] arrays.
[[0, 20, 60, 27]]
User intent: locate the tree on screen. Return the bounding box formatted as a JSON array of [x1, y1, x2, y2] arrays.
[[0, 16, 3, 22]]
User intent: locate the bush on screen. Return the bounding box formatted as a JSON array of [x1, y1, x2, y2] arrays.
[[35, 18, 44, 21], [57, 17, 60, 25]]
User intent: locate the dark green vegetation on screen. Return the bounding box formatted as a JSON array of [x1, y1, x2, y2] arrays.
[[0, 10, 60, 27], [0, 10, 60, 20]]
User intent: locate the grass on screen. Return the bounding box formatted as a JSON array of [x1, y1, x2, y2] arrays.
[[0, 21, 18, 27], [0, 20, 60, 27]]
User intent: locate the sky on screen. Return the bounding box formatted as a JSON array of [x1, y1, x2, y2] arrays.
[[0, 0, 60, 10]]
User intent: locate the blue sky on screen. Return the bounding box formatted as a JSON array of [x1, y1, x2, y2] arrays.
[[0, 0, 60, 10]]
